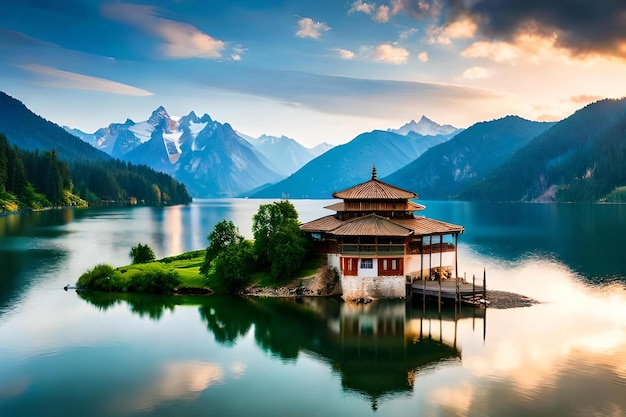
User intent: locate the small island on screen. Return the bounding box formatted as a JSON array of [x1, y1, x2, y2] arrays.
[[75, 169, 539, 309], [76, 199, 338, 297]]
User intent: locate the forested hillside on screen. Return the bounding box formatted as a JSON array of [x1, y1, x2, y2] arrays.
[[0, 133, 191, 213], [0, 92, 109, 162], [384, 116, 553, 199], [460, 98, 626, 202]]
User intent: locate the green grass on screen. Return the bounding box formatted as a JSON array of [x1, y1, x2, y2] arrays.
[[78, 250, 323, 295]]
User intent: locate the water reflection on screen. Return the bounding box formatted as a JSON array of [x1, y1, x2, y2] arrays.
[[76, 292, 483, 407]]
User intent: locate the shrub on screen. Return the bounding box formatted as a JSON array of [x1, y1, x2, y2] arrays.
[[130, 243, 156, 264], [77, 264, 125, 292], [125, 263, 181, 294]]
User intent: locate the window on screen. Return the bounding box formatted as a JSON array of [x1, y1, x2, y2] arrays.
[[392, 259, 397, 270], [383, 259, 388, 270], [360, 259, 373, 269]]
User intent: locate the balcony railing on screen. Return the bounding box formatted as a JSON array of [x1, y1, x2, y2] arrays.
[[340, 244, 405, 256]]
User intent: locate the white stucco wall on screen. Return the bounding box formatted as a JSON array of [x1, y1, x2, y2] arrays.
[[327, 254, 341, 271], [341, 275, 406, 300]]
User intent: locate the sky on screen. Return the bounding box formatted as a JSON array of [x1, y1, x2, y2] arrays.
[[2, 0, 626, 147]]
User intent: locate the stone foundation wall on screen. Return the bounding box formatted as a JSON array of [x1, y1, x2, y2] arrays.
[[341, 275, 405, 300]]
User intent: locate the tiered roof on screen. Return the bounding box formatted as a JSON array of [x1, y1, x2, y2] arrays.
[[300, 166, 464, 237], [332, 166, 418, 200]]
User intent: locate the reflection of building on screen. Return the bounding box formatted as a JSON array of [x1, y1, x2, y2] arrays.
[[324, 300, 484, 409], [300, 167, 464, 300]]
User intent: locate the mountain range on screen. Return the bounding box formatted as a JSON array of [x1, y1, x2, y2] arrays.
[[3, 89, 626, 203], [249, 127, 457, 198], [64, 107, 286, 198], [384, 116, 555, 199], [460, 98, 626, 202], [237, 133, 333, 177]]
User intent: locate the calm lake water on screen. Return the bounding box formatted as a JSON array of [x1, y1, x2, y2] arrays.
[[1, 199, 625, 417]]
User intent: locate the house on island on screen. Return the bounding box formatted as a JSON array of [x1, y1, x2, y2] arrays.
[[300, 167, 464, 300]]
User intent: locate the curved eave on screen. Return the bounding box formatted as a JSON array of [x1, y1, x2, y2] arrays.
[[300, 215, 344, 233], [392, 217, 465, 235]]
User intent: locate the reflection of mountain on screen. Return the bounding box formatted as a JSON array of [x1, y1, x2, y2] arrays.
[[77, 293, 484, 405]]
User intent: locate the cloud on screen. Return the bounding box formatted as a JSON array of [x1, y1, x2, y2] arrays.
[[399, 28, 418, 39], [428, 16, 477, 45], [333, 48, 356, 60], [296, 17, 330, 39], [407, 0, 626, 60], [373, 44, 409, 64], [349, 0, 375, 15], [418, 52, 429, 62], [567, 95, 605, 105], [462, 33, 564, 64], [349, 0, 402, 23], [18, 64, 153, 96], [374, 5, 390, 23], [462, 66, 490, 79], [101, 2, 226, 59], [231, 45, 247, 61]]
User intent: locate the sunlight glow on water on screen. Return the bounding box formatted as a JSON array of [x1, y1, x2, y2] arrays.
[[1, 200, 625, 417]]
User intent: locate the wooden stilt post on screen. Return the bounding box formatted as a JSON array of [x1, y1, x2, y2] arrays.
[[483, 268, 487, 303], [473, 274, 476, 299], [439, 234, 443, 275], [438, 271, 442, 314], [454, 233, 459, 282], [421, 239, 425, 313]]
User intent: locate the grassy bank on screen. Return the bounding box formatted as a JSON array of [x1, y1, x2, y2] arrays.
[[76, 249, 323, 295]]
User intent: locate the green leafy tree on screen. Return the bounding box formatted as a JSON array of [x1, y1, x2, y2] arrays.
[[200, 220, 245, 277], [269, 221, 308, 281], [252, 200, 307, 281], [130, 243, 156, 264], [252, 200, 299, 267], [209, 240, 255, 293]]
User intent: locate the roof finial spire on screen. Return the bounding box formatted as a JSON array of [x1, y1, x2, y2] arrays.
[[372, 164, 377, 180]]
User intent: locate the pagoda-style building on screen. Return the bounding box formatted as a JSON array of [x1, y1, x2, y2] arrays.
[[300, 167, 464, 300]]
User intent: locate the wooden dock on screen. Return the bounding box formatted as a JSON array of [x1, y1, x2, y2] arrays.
[[409, 279, 486, 305]]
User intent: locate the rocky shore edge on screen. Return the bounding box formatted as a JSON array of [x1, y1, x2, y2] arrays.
[[239, 267, 540, 310], [480, 290, 540, 309]]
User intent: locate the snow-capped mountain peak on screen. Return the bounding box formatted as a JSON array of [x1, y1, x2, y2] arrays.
[[391, 115, 460, 137]]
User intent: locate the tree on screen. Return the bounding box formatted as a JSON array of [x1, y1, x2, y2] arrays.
[[209, 240, 255, 293], [269, 221, 308, 281], [252, 200, 307, 281], [252, 200, 299, 268], [200, 220, 245, 277], [130, 243, 156, 264]]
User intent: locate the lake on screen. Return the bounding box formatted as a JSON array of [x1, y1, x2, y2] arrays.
[[1, 199, 625, 417]]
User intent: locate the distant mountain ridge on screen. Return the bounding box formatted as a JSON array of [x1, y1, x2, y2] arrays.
[[250, 129, 453, 198], [390, 116, 462, 137], [241, 133, 333, 177], [385, 116, 555, 199]]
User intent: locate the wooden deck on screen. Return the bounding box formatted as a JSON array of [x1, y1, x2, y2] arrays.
[[410, 279, 485, 304]]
